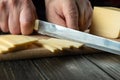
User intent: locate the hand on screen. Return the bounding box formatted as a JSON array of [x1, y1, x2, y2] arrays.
[[45, 0, 93, 31], [0, 0, 37, 35]]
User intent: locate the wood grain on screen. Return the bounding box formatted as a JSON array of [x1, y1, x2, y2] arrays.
[[0, 54, 116, 80], [85, 53, 120, 80]]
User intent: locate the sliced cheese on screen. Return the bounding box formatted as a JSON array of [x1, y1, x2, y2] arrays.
[[0, 45, 9, 53], [38, 40, 59, 52], [0, 35, 38, 47], [44, 40, 63, 50], [0, 35, 84, 54], [0, 35, 38, 54], [47, 38, 72, 49], [37, 38, 84, 52], [90, 7, 120, 38], [48, 38, 84, 48]]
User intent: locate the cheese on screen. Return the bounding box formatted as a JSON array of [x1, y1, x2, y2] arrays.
[[48, 38, 84, 48], [0, 35, 38, 47], [0, 35, 38, 54], [38, 39, 59, 52], [37, 38, 84, 52], [90, 7, 120, 38], [0, 35, 84, 54]]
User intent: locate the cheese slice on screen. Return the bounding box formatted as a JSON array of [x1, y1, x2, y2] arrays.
[[37, 38, 84, 52], [0, 35, 38, 47], [38, 39, 59, 52], [90, 7, 120, 38], [48, 38, 84, 48], [0, 35, 83, 54], [0, 35, 38, 54], [0, 45, 9, 53]]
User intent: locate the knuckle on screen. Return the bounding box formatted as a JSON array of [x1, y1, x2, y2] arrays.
[[0, 1, 6, 10], [11, 31, 20, 35], [68, 6, 78, 15], [10, 27, 20, 34], [23, 0, 31, 4], [9, 0, 16, 5], [0, 24, 8, 32], [68, 9, 78, 19]]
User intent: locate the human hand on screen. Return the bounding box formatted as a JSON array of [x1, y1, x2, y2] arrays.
[[0, 0, 36, 35], [45, 0, 93, 31]]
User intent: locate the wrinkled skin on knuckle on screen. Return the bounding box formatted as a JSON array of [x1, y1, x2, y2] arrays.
[[67, 6, 78, 19], [63, 0, 78, 19]]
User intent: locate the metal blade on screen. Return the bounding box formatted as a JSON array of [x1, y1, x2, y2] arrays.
[[37, 20, 120, 55]]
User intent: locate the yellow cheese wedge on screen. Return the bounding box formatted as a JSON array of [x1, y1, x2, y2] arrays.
[[90, 7, 120, 38]]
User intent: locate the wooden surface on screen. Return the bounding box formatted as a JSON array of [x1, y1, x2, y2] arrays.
[[0, 35, 120, 80], [0, 52, 119, 80]]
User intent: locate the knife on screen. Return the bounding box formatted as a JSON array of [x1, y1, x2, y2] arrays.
[[35, 20, 120, 55]]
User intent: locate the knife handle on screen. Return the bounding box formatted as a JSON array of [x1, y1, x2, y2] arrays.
[[34, 20, 40, 31]]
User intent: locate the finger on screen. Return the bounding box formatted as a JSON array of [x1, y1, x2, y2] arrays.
[[78, 9, 85, 31], [9, 11, 20, 34], [46, 7, 66, 27], [86, 1, 93, 28], [8, 0, 21, 34], [76, 0, 86, 31], [0, 1, 9, 32], [63, 1, 79, 30], [0, 15, 9, 33], [77, 0, 92, 31], [20, 4, 36, 35]]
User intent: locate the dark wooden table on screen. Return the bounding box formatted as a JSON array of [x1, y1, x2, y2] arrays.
[[0, 52, 119, 80]]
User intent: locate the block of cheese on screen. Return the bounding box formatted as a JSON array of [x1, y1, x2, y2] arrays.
[[90, 7, 120, 38]]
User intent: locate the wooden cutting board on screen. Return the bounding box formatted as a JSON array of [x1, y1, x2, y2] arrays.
[[0, 35, 109, 61]]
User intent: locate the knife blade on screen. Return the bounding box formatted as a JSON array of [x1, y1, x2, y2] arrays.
[[36, 20, 120, 55]]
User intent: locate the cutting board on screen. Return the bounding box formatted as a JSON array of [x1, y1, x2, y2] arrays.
[[0, 35, 106, 61]]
